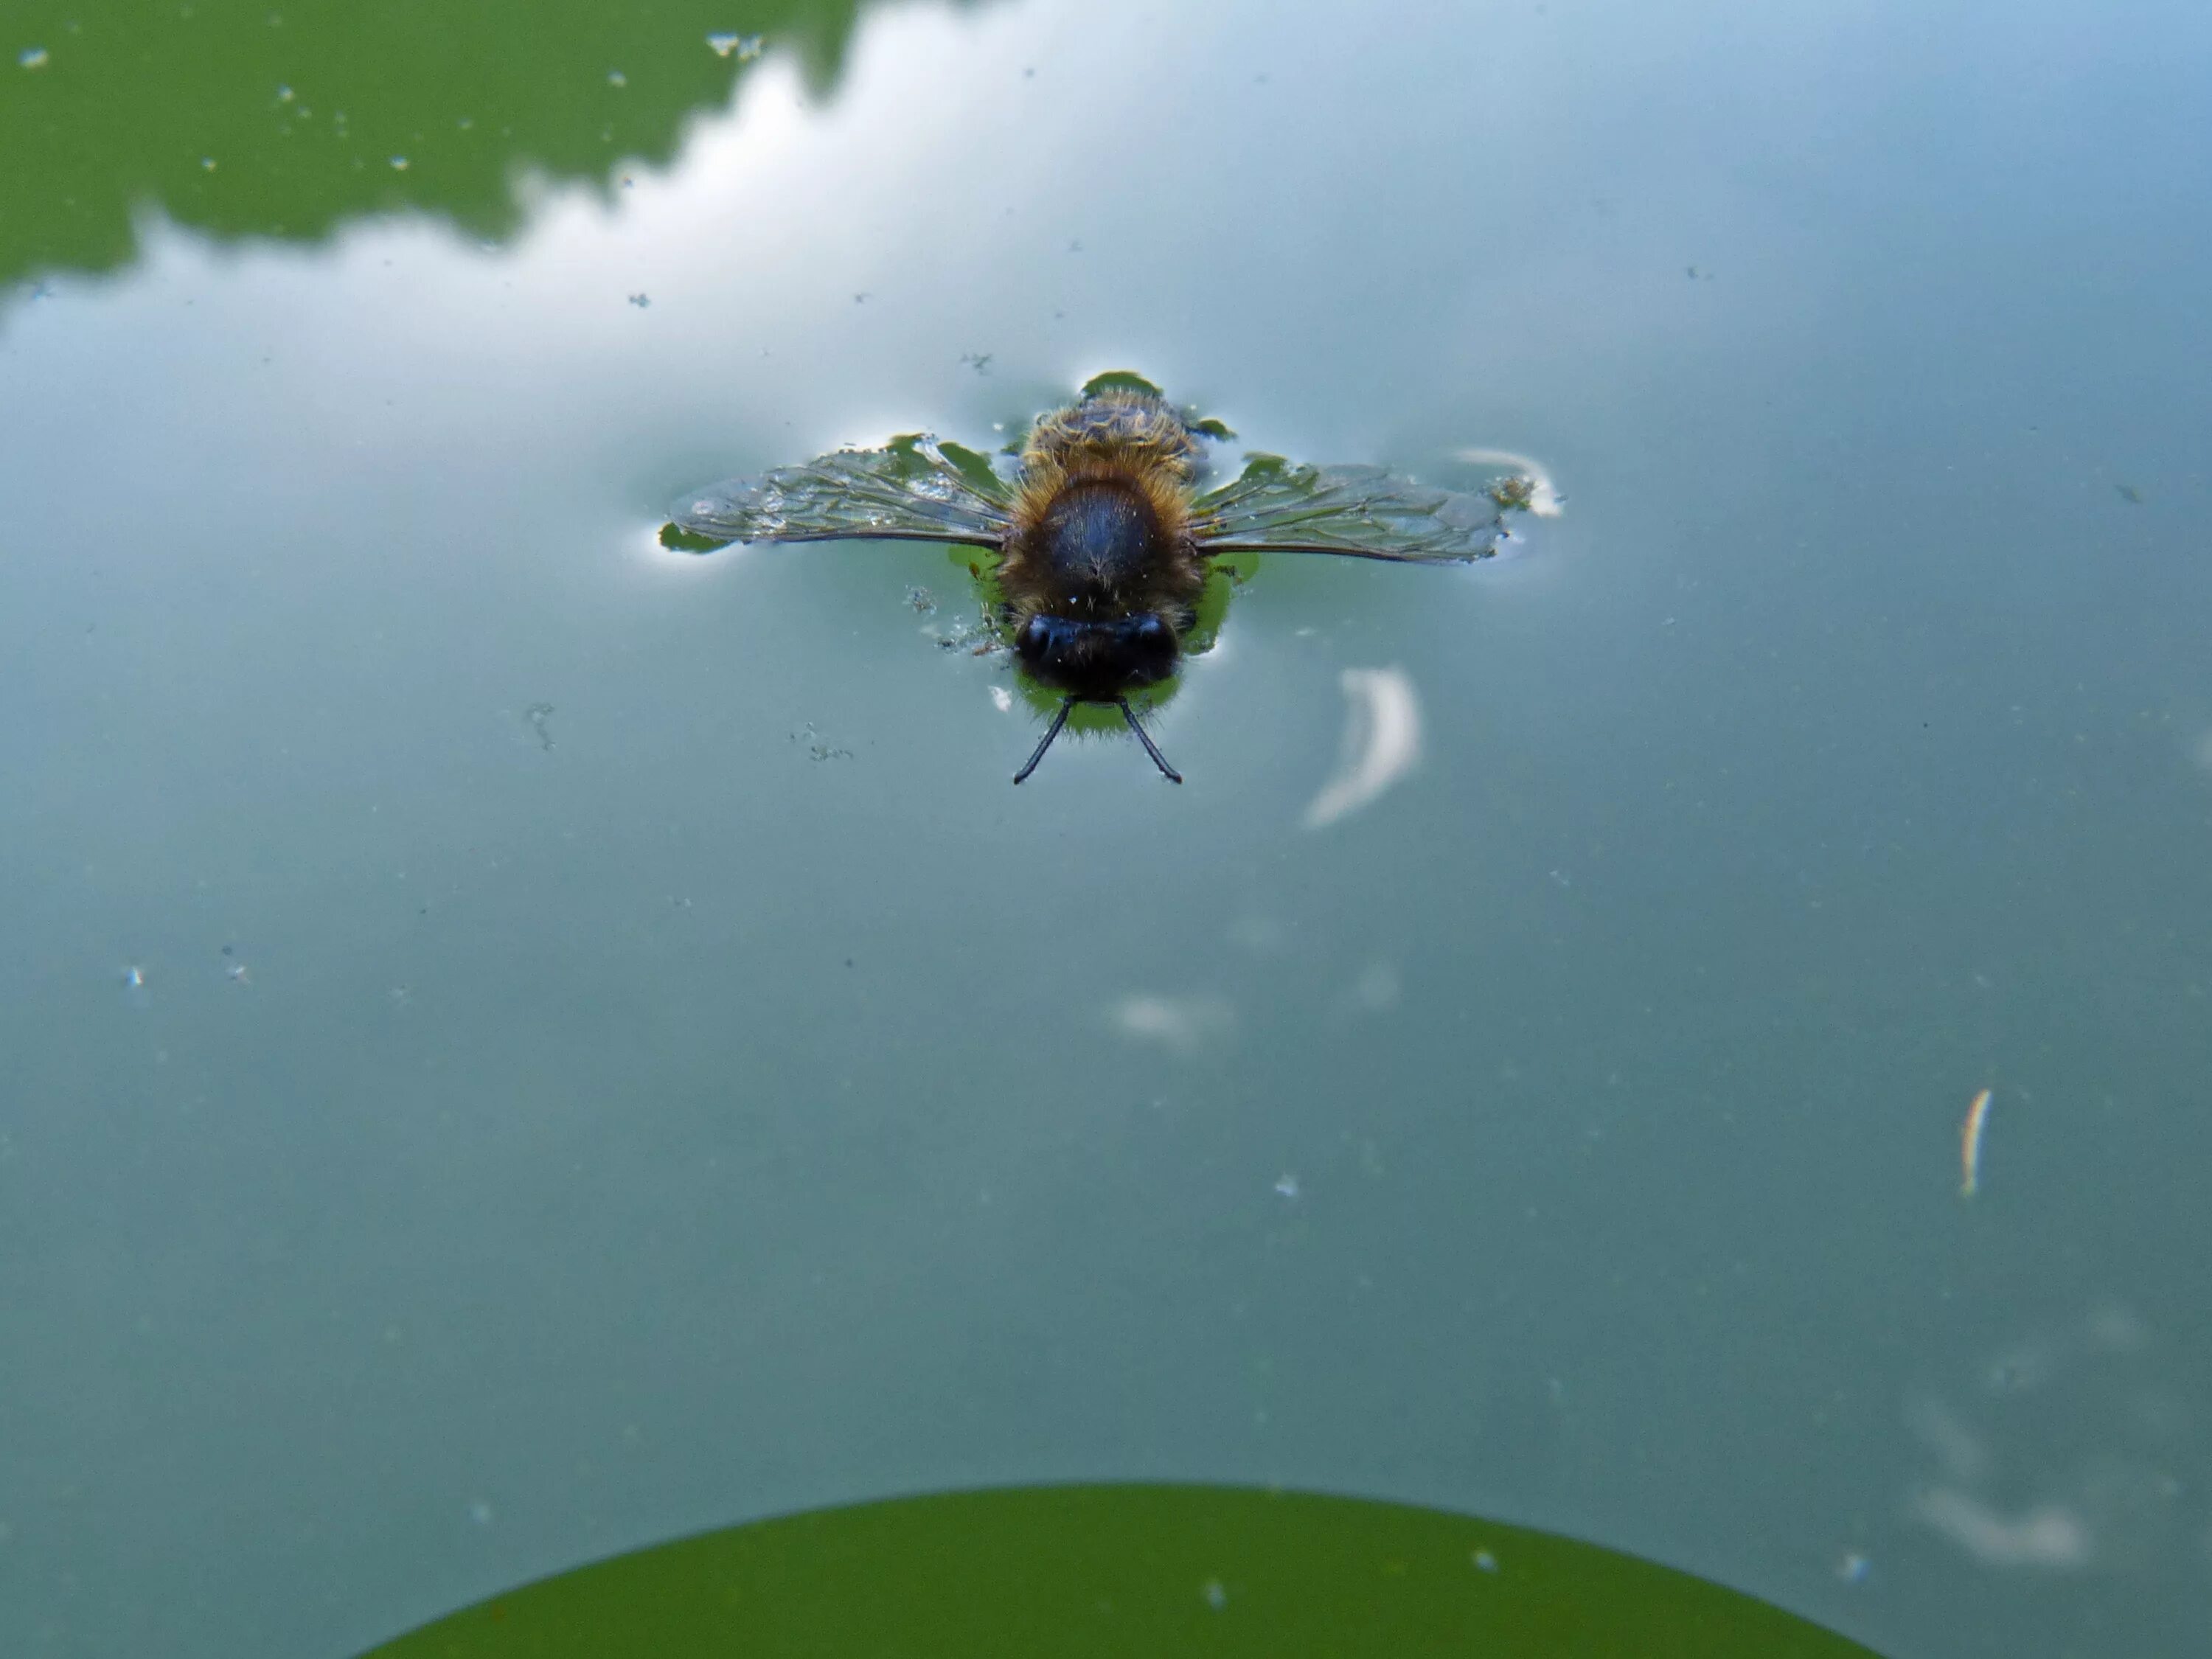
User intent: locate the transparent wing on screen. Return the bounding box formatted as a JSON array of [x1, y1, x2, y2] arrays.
[[669, 434, 1016, 549], [1190, 455, 1515, 563]]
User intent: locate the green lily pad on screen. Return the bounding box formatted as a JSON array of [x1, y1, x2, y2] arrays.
[[360, 1483, 1885, 1658]]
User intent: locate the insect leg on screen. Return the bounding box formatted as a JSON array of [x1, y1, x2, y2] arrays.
[[1116, 699, 1183, 785], [1012, 698, 1075, 785]]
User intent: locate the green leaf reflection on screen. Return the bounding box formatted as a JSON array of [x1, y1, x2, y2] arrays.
[[2, 0, 971, 290]]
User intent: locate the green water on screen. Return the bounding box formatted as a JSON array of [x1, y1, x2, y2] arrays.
[[4, 1, 2209, 1655]]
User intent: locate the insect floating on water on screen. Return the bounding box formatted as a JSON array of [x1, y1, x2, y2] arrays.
[[667, 373, 1539, 784]]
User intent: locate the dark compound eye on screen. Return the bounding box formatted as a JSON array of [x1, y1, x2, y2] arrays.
[[1133, 613, 1172, 656], [1016, 614, 1053, 658]]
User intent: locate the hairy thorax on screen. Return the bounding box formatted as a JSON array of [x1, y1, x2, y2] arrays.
[[1001, 392, 1207, 623]]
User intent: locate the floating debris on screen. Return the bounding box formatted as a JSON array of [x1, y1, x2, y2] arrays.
[[959, 351, 993, 375], [18, 46, 49, 69], [201, 156, 217, 171], [1273, 1172, 1300, 1200], [2115, 483, 2143, 504], [791, 722, 852, 762], [1488, 474, 1540, 512], [1471, 1548, 1500, 1573], [990, 686, 1014, 713], [929, 605, 1001, 655], [627, 292, 650, 308], [906, 585, 936, 614], [389, 156, 409, 171], [706, 32, 763, 60], [606, 69, 627, 87], [1835, 1551, 1871, 1584], [1201, 1579, 1228, 1611], [524, 702, 555, 751], [1458, 447, 1565, 516], [1961, 1086, 1994, 1197]]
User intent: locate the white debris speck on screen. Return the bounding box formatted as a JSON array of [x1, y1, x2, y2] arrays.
[[201, 156, 217, 170], [1201, 1579, 1227, 1610], [122, 966, 145, 990], [1472, 1548, 1500, 1573], [277, 83, 293, 101], [707, 32, 763, 60], [990, 686, 1013, 713], [1273, 1173, 1300, 1200], [19, 46, 49, 69], [606, 69, 626, 87], [389, 155, 408, 170], [1836, 1551, 1871, 1583]]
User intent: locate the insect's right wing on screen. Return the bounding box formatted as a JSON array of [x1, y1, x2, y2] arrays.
[[669, 434, 1016, 549], [1189, 455, 1519, 563]]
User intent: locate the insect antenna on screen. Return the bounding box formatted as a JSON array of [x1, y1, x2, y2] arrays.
[[1012, 698, 1075, 785], [1116, 699, 1183, 784]]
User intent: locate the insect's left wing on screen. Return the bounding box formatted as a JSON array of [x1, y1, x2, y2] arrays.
[[669, 434, 1016, 549], [1190, 455, 1521, 563]]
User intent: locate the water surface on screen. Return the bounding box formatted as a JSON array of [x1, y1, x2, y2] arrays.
[[4, 1, 2209, 1655]]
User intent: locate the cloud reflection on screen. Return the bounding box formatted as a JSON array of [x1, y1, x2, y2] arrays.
[[1905, 1303, 2202, 1578], [1912, 1489, 2091, 1569], [1303, 667, 1422, 830], [1108, 993, 1234, 1057]]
